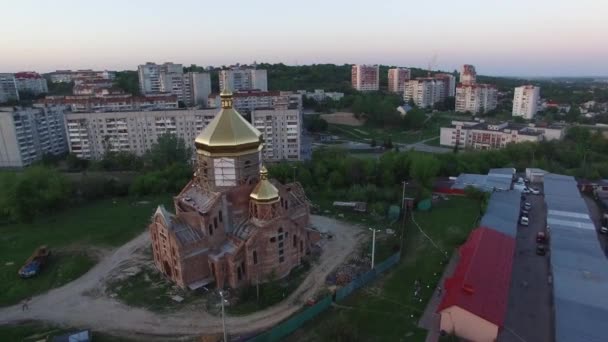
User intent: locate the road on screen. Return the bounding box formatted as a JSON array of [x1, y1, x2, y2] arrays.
[[499, 189, 553, 342], [313, 137, 451, 154], [0, 215, 364, 339]]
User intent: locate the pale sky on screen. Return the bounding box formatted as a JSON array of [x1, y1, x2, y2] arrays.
[[2, 0, 607, 76]]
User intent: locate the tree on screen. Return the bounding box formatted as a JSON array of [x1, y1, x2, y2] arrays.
[[409, 154, 440, 189], [145, 134, 192, 169], [114, 71, 140, 95], [370, 138, 377, 147]]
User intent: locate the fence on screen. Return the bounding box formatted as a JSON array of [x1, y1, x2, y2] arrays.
[[247, 252, 401, 342]]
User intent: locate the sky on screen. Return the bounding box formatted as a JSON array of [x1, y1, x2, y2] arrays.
[[2, 0, 608, 76]]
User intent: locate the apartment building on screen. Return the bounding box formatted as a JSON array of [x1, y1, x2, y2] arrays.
[[455, 84, 498, 114], [138, 62, 211, 106], [388, 68, 411, 93], [0, 74, 19, 103], [404, 78, 445, 108], [208, 90, 302, 114], [47, 70, 115, 83], [460, 64, 477, 85], [351, 65, 379, 92], [41, 93, 179, 113], [73, 79, 115, 95], [434, 73, 456, 97], [298, 89, 344, 102], [15, 72, 49, 95], [0, 105, 68, 167], [219, 68, 268, 92], [252, 109, 302, 161], [513, 85, 540, 120], [64, 108, 218, 159], [440, 120, 564, 150]]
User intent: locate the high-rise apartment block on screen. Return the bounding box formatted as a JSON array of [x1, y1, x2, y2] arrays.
[[388, 68, 411, 93], [460, 65, 477, 85], [47, 70, 115, 83], [252, 109, 302, 161], [434, 73, 456, 97], [15, 72, 48, 95], [404, 78, 445, 108], [0, 74, 20, 103], [138, 62, 211, 106], [219, 68, 268, 92], [64, 108, 218, 159], [208, 90, 302, 114], [351, 65, 379, 92], [0, 105, 68, 167], [455, 84, 498, 114], [512, 85, 540, 120]]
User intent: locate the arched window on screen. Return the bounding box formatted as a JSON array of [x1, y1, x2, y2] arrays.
[[293, 235, 297, 248]]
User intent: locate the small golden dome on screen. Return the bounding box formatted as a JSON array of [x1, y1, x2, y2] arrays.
[[250, 166, 280, 203], [194, 91, 263, 155]]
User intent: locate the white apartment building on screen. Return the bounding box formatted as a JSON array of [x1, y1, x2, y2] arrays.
[[434, 73, 456, 97], [0, 105, 68, 167], [15, 72, 48, 95], [138, 62, 211, 106], [208, 90, 302, 114], [64, 109, 219, 159], [455, 84, 498, 114], [460, 65, 477, 85], [0, 74, 19, 103], [388, 68, 411, 93], [41, 93, 179, 113], [298, 89, 344, 102], [219, 68, 268, 92], [47, 70, 115, 83], [351, 65, 379, 92], [252, 109, 302, 161], [404, 78, 445, 108], [513, 85, 540, 120], [440, 120, 564, 150]]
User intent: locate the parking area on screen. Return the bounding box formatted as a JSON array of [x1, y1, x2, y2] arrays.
[[499, 186, 553, 342], [583, 195, 608, 256]]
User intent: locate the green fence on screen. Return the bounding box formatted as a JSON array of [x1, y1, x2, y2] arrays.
[[247, 252, 401, 342]]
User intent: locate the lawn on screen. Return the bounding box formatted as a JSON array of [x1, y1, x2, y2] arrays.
[[286, 196, 481, 342], [0, 195, 172, 306]]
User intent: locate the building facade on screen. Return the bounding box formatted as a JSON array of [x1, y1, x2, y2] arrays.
[[138, 62, 211, 106], [208, 90, 302, 114], [440, 120, 564, 149], [252, 109, 301, 161], [460, 64, 477, 85], [47, 70, 115, 83], [434, 73, 456, 97], [0, 105, 68, 167], [41, 93, 179, 113], [351, 65, 379, 92], [388, 68, 411, 93], [455, 84, 498, 114], [148, 90, 319, 290], [404, 78, 445, 108], [64, 108, 218, 159], [15, 72, 48, 95], [512, 85, 540, 120], [219, 68, 268, 92], [298, 89, 344, 102], [0, 74, 19, 103]]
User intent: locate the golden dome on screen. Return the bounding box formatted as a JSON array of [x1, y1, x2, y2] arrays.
[[195, 91, 263, 155], [250, 166, 280, 203]]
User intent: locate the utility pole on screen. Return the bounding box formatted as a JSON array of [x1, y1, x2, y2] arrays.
[[369, 227, 379, 269], [219, 290, 228, 342], [400, 181, 408, 254]]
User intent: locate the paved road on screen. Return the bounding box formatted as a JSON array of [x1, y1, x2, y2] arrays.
[[313, 137, 451, 154], [0, 215, 364, 339], [499, 190, 553, 342]]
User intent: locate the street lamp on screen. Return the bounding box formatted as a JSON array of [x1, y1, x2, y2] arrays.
[[219, 290, 228, 342], [369, 227, 380, 269]]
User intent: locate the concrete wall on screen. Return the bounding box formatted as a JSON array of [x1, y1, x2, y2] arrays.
[[439, 306, 499, 342]]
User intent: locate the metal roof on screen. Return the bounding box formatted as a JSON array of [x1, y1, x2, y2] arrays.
[[544, 173, 608, 342], [452, 171, 512, 192], [480, 191, 520, 238]]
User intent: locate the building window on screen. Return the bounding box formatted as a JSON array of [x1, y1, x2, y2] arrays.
[[279, 256, 285, 263], [219, 210, 223, 222], [270, 237, 276, 243], [208, 224, 213, 236], [214, 217, 218, 229], [293, 235, 297, 248], [253, 251, 258, 264]]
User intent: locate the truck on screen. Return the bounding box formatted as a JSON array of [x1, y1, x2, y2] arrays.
[[19, 245, 51, 278]]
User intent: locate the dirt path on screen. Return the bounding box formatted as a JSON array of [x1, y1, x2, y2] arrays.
[[0, 215, 364, 338]]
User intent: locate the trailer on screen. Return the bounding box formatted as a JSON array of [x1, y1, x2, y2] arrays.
[[19, 245, 51, 278]]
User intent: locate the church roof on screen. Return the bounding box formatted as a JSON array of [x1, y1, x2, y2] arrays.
[[195, 90, 262, 155], [250, 166, 280, 203]]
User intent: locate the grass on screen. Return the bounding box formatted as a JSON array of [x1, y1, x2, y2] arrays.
[[106, 264, 203, 313], [286, 196, 480, 342], [0, 322, 137, 342], [0, 195, 172, 306]]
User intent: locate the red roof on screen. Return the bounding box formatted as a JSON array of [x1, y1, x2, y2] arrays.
[[437, 227, 515, 327], [15, 72, 43, 79]]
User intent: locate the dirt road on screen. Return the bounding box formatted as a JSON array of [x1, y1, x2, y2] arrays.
[[0, 215, 364, 338]]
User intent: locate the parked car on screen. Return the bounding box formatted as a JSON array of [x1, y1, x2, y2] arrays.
[[523, 202, 532, 210], [600, 226, 608, 234], [520, 216, 529, 226], [536, 244, 547, 255], [19, 245, 51, 278], [521, 209, 530, 217], [601, 214, 608, 234], [536, 231, 547, 243]]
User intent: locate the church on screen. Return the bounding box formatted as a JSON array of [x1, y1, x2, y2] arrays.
[[149, 89, 319, 290]]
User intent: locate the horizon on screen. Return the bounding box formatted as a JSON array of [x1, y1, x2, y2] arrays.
[[3, 0, 608, 77]]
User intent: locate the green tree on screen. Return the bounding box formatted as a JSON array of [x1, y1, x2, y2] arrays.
[[114, 71, 140, 95], [145, 134, 192, 169], [410, 154, 440, 189]]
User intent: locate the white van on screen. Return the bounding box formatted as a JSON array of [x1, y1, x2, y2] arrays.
[[520, 216, 529, 226]]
